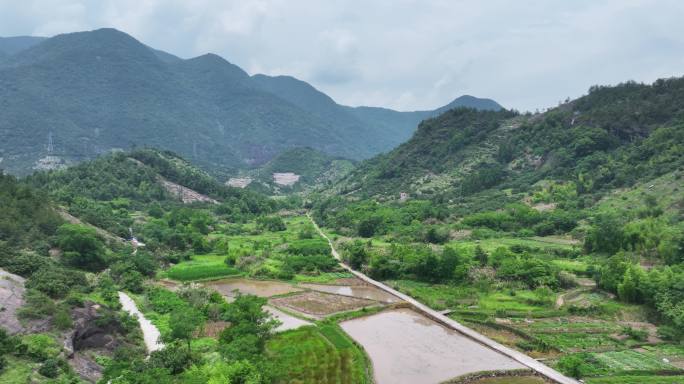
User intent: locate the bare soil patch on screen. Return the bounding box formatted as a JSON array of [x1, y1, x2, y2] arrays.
[[160, 178, 218, 204], [199, 321, 230, 338], [270, 290, 378, 317], [272, 172, 300, 186], [205, 278, 302, 298]]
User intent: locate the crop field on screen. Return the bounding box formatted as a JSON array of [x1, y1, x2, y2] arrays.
[[293, 271, 355, 284], [586, 376, 684, 384], [448, 236, 576, 254], [467, 376, 548, 384], [267, 325, 370, 384], [162, 254, 241, 281], [593, 350, 674, 371]]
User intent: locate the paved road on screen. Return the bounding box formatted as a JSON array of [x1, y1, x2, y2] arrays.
[[308, 214, 580, 384]]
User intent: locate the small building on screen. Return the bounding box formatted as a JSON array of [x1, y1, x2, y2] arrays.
[[399, 192, 409, 202]]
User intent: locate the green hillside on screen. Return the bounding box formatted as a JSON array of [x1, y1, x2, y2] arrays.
[[25, 149, 276, 238], [227, 147, 354, 195], [332, 77, 684, 201], [313, 77, 684, 382]]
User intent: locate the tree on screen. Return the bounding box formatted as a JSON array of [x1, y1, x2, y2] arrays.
[[168, 308, 204, 352], [474, 245, 489, 266], [344, 241, 369, 270], [357, 216, 383, 238], [618, 264, 646, 303], [149, 342, 193, 374], [437, 247, 460, 281], [256, 216, 286, 232], [56, 224, 106, 271], [219, 294, 279, 358], [414, 251, 440, 282], [425, 227, 449, 244]]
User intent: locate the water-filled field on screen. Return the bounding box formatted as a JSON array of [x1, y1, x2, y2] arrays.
[[340, 308, 524, 384]]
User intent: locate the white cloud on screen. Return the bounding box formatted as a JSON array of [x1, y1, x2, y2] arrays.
[[1, 0, 683, 111]]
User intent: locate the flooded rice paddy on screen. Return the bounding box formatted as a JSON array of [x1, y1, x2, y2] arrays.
[[201, 278, 311, 332], [340, 308, 524, 384], [265, 306, 313, 332], [204, 278, 302, 297]]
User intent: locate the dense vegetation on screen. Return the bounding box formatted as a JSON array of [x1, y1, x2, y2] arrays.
[[2, 69, 684, 384], [2, 149, 356, 383], [312, 77, 684, 382]]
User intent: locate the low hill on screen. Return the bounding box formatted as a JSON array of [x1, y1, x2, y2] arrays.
[[227, 147, 355, 194], [26, 149, 275, 237]]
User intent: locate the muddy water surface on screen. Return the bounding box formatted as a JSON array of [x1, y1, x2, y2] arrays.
[[300, 283, 400, 303], [340, 308, 523, 384], [265, 306, 312, 332], [204, 278, 302, 297]]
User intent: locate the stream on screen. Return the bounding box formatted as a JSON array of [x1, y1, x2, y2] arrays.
[[118, 291, 164, 354]]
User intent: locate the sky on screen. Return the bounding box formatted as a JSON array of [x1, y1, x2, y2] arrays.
[[1, 0, 683, 112]]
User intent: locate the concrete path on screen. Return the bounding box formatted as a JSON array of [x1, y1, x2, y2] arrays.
[[308, 214, 579, 384], [118, 292, 164, 354]]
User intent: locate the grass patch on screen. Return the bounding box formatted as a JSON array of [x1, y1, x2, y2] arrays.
[[585, 375, 684, 384], [0, 356, 35, 383], [162, 254, 241, 281], [292, 272, 354, 284], [592, 350, 676, 372]]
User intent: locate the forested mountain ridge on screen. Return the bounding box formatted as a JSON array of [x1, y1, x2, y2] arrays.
[[0, 28, 501, 177], [330, 77, 684, 200], [0, 36, 46, 56]]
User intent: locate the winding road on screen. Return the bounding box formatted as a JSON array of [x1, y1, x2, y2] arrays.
[[307, 214, 579, 384]]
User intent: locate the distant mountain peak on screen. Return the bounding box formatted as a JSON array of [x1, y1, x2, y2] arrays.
[[435, 95, 503, 114]]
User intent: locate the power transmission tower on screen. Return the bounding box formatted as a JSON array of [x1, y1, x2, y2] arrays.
[[47, 131, 54, 154]]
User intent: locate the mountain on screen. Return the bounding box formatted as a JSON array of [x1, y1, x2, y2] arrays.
[[431, 95, 503, 115], [0, 36, 47, 55], [252, 73, 504, 154], [0, 28, 501, 176], [330, 77, 684, 201]]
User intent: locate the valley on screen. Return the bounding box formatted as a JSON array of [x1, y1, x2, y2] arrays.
[[0, 31, 683, 384]]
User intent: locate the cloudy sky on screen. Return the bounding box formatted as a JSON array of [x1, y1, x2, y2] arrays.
[[1, 0, 683, 111]]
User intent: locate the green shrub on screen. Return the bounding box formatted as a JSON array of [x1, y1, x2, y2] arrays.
[[145, 287, 189, 314], [19, 334, 60, 360], [256, 216, 286, 232], [38, 358, 60, 378], [26, 266, 88, 298], [54, 305, 73, 330], [18, 290, 56, 319]]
